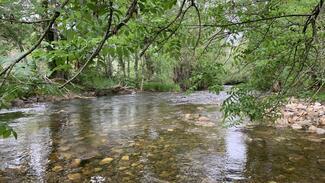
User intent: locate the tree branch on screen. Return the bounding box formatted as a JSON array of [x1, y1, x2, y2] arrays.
[[183, 14, 313, 28], [59, 0, 138, 88], [0, 0, 70, 77], [0, 17, 51, 24], [139, 0, 187, 57]]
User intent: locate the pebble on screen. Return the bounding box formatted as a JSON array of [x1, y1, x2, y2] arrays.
[[316, 128, 325, 135], [94, 168, 102, 172], [121, 155, 129, 161], [198, 116, 210, 122], [291, 124, 302, 130], [52, 165, 63, 172], [308, 125, 318, 133], [99, 157, 113, 165], [67, 173, 81, 181], [71, 159, 81, 168]]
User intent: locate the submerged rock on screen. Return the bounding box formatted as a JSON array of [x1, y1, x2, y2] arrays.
[[94, 167, 102, 172], [71, 159, 81, 168], [99, 157, 113, 165], [198, 116, 209, 122], [52, 165, 63, 172], [59, 146, 70, 152], [121, 155, 129, 161]]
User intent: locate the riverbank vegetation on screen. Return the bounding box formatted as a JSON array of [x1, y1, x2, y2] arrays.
[[1, 0, 324, 138]]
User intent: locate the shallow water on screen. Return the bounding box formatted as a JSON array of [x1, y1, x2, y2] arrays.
[[0, 92, 324, 182]]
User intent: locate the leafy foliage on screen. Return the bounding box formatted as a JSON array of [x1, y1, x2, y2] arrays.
[[0, 0, 324, 137]]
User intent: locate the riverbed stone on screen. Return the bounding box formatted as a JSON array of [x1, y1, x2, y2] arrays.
[[94, 167, 102, 172], [67, 173, 81, 181], [52, 165, 63, 172], [316, 128, 325, 135], [291, 124, 302, 130], [71, 159, 81, 168], [59, 146, 70, 152], [99, 157, 113, 165], [308, 125, 318, 133], [121, 155, 129, 161], [198, 116, 209, 122]]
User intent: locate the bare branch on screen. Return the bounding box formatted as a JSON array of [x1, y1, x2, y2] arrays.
[[0, 17, 51, 24]]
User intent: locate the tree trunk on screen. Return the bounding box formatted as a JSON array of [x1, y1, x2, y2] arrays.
[[43, 0, 65, 79], [134, 53, 139, 82], [107, 55, 113, 78], [127, 58, 130, 79], [118, 56, 126, 78]]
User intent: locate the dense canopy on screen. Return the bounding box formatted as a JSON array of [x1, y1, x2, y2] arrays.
[[0, 0, 324, 137]]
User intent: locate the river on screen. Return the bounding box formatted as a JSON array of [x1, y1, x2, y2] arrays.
[[0, 91, 324, 182]]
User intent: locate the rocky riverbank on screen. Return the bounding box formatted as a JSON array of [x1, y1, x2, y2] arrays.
[[276, 100, 325, 135]]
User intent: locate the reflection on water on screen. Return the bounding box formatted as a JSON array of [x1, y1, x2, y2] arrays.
[[0, 92, 324, 182]]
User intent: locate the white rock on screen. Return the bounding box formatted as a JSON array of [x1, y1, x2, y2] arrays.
[[291, 124, 302, 130], [315, 102, 321, 106], [316, 128, 325, 135], [308, 125, 317, 133]]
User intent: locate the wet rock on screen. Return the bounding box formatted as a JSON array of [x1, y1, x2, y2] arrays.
[[307, 138, 322, 143], [59, 146, 70, 152], [61, 152, 72, 160], [71, 159, 81, 168], [99, 157, 113, 165], [11, 99, 25, 108], [299, 120, 312, 127], [316, 128, 325, 135], [81, 167, 92, 175], [67, 173, 81, 181], [274, 137, 286, 142], [94, 167, 102, 172], [52, 165, 63, 172], [119, 167, 128, 171], [308, 125, 318, 133], [245, 137, 253, 143], [197, 107, 204, 110], [288, 154, 304, 162], [121, 155, 129, 161], [167, 129, 174, 132], [291, 124, 302, 130], [198, 116, 209, 122], [184, 113, 192, 120], [303, 147, 315, 151], [194, 121, 215, 127], [320, 117, 325, 126], [131, 163, 139, 167], [317, 159, 325, 166]]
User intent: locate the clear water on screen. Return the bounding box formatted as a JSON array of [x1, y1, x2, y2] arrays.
[[0, 92, 324, 182]]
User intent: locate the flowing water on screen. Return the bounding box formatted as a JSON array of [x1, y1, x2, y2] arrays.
[[0, 91, 324, 183]]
